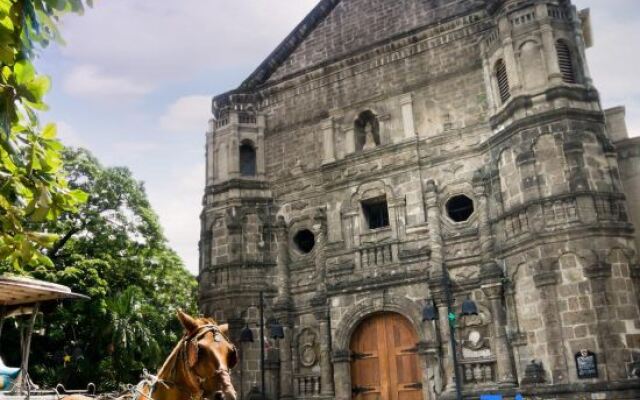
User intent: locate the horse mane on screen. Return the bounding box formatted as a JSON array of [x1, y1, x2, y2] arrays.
[[157, 317, 218, 380]]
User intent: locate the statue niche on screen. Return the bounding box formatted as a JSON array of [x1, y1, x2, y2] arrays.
[[355, 110, 381, 152]]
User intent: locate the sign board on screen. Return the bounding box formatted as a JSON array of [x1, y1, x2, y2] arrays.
[[480, 395, 502, 400], [575, 349, 598, 379]]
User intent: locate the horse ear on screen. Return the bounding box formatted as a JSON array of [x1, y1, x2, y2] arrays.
[[187, 339, 199, 368], [218, 324, 229, 336], [177, 310, 199, 333]]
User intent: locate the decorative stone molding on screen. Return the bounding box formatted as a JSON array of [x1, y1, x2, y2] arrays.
[[583, 262, 612, 280], [332, 296, 426, 351], [332, 349, 351, 363], [533, 270, 559, 288]]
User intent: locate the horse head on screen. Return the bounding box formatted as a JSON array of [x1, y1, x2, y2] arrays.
[[174, 310, 238, 400]]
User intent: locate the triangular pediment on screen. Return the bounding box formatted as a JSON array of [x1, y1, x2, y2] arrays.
[[240, 0, 480, 89]]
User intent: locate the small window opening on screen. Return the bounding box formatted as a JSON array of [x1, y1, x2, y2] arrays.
[[362, 197, 390, 230], [556, 40, 577, 84], [293, 229, 315, 254], [495, 59, 511, 104], [240, 142, 257, 177], [446, 195, 474, 222]]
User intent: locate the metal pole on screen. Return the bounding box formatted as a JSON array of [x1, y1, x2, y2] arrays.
[[259, 291, 265, 400], [21, 303, 39, 399], [443, 272, 463, 400]]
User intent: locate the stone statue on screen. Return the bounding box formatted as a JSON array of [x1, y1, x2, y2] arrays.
[[362, 121, 377, 151]]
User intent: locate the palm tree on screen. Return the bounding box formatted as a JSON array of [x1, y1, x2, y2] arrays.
[[105, 287, 162, 376]]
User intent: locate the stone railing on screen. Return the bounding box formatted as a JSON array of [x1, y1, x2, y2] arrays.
[[460, 357, 497, 386], [214, 118, 229, 129], [294, 374, 321, 397], [359, 243, 394, 268], [238, 113, 257, 124]]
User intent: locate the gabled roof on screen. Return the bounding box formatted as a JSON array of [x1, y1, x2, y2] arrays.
[[239, 0, 341, 91]]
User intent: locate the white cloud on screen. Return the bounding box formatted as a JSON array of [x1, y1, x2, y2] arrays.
[[160, 95, 211, 134], [63, 64, 152, 99], [57, 0, 318, 86], [147, 162, 205, 275], [55, 120, 88, 148]]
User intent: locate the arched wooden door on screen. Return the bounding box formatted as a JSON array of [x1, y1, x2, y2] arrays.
[[350, 313, 422, 400]]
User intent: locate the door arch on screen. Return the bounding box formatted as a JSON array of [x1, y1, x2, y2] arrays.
[[350, 312, 422, 400]]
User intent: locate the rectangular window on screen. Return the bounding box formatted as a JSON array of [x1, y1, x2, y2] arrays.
[[362, 197, 390, 230]]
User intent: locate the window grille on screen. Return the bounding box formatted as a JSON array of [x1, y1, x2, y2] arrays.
[[495, 59, 510, 104], [556, 40, 577, 84]]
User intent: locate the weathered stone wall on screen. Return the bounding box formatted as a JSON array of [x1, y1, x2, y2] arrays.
[[200, 0, 640, 399]]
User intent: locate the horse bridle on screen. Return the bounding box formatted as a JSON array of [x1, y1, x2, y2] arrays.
[[183, 324, 237, 381], [132, 324, 237, 400]]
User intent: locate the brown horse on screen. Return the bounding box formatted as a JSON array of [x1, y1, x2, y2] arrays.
[[63, 310, 238, 400]]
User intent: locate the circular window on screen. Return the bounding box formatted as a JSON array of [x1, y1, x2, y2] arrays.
[[293, 229, 315, 254], [446, 195, 474, 222]]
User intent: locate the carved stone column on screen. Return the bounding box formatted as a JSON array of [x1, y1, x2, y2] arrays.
[[473, 171, 493, 262], [481, 267, 517, 387], [314, 209, 328, 293], [332, 349, 351, 400], [274, 302, 294, 400], [428, 274, 455, 393], [312, 299, 335, 398], [275, 216, 291, 302], [425, 180, 444, 271], [420, 323, 442, 400]]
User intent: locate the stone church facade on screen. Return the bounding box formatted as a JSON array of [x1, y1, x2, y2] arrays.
[[199, 1, 640, 399]]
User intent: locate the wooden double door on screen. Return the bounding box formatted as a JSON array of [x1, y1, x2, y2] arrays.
[[350, 313, 423, 400]]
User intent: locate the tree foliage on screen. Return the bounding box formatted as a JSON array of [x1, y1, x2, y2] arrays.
[[1, 148, 198, 389], [0, 0, 91, 270]]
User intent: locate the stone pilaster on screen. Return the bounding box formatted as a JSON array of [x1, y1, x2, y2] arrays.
[[425, 180, 444, 271], [473, 171, 493, 261], [400, 93, 416, 140], [321, 117, 336, 164], [274, 216, 291, 303], [498, 17, 522, 95], [533, 267, 568, 384], [312, 300, 335, 398], [332, 349, 351, 400], [537, 4, 562, 84], [482, 270, 517, 387], [584, 261, 615, 380]]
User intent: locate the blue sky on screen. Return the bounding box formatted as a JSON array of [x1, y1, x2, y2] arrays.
[[36, 0, 640, 274]]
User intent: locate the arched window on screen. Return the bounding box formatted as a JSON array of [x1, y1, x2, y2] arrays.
[[355, 110, 380, 152], [555, 40, 576, 84], [495, 59, 511, 104], [239, 141, 256, 177]]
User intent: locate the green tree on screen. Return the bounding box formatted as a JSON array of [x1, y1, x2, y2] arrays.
[[0, 0, 91, 271], [2, 148, 197, 390]]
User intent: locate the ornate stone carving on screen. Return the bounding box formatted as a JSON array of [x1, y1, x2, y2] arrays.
[[297, 328, 319, 368]]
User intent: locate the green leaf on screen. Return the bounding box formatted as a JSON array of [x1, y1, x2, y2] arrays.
[[14, 60, 36, 85], [42, 123, 57, 139]]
